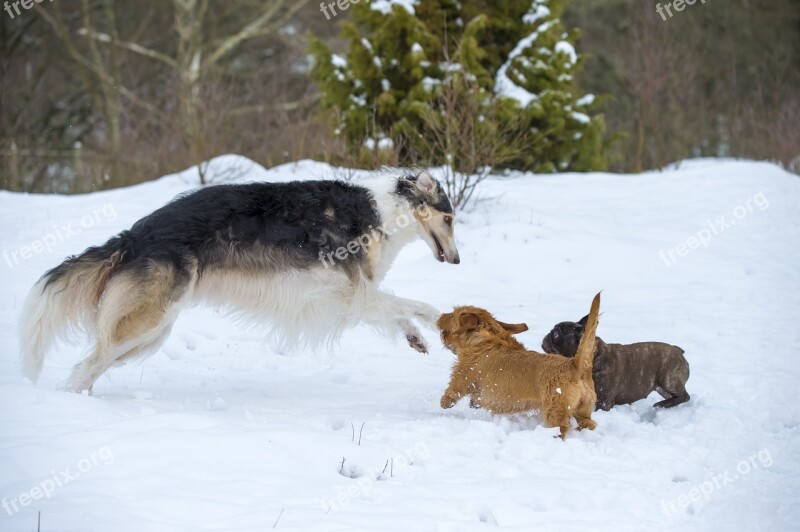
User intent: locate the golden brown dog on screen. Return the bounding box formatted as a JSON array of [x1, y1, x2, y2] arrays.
[[438, 293, 601, 440]]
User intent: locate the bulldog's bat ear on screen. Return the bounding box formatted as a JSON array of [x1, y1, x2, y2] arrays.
[[457, 312, 480, 333], [498, 321, 529, 334], [416, 171, 435, 193], [577, 315, 589, 327]]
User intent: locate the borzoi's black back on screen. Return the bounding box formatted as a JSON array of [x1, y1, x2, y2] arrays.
[[46, 180, 382, 285]]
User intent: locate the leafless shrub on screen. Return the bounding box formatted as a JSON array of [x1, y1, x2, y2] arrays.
[[404, 74, 529, 210]]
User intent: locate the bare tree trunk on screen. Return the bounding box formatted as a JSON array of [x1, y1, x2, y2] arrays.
[[173, 0, 208, 182], [35, 1, 138, 186], [169, 0, 309, 183], [81, 0, 123, 185], [33, 0, 311, 187]]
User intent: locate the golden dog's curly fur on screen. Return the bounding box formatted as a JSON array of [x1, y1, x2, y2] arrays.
[[437, 293, 601, 440]]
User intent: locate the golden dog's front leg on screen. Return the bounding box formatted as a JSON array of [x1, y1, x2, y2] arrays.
[[468, 395, 482, 409], [440, 368, 472, 409]]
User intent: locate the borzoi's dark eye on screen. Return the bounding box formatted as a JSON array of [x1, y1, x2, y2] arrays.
[[443, 216, 453, 227]]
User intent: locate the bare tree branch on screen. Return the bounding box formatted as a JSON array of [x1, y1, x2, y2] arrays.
[[77, 27, 177, 67], [204, 0, 310, 69]]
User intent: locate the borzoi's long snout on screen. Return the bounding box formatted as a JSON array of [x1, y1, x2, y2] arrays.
[[421, 213, 460, 265], [435, 231, 460, 265]]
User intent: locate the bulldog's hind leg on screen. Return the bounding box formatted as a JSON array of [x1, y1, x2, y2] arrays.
[[654, 362, 690, 408], [653, 387, 690, 408], [65, 264, 189, 393]]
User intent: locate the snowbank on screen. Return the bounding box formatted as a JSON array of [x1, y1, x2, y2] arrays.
[[1, 156, 798, 531]]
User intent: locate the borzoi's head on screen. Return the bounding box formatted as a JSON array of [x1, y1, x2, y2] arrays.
[[396, 171, 460, 265]]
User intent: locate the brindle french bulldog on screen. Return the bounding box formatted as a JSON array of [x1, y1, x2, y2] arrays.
[[542, 314, 690, 411]]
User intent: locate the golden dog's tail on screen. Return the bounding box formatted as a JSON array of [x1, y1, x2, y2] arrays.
[[573, 292, 601, 375]]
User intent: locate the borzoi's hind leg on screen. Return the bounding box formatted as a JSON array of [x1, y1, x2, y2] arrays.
[[66, 265, 188, 393], [110, 321, 176, 368]]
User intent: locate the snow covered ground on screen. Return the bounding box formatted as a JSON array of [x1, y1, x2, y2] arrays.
[[1, 156, 798, 531]]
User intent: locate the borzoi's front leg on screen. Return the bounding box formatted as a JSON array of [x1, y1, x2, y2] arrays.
[[398, 318, 428, 354], [364, 291, 441, 353], [380, 292, 440, 329]]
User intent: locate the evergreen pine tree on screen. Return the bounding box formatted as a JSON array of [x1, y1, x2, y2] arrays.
[[494, 0, 607, 171], [311, 0, 606, 173]]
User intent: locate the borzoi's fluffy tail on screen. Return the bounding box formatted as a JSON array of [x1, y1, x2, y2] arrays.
[[18, 239, 128, 383]]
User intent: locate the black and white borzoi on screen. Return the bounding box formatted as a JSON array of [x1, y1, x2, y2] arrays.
[[19, 171, 459, 393]]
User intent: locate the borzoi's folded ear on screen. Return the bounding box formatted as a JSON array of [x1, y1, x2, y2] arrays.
[[498, 321, 528, 334], [457, 312, 480, 334], [416, 171, 435, 193]]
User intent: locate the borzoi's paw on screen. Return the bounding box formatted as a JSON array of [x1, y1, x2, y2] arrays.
[[406, 333, 429, 354]]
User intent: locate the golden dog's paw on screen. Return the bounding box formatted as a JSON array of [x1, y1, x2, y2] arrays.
[[440, 394, 457, 409], [577, 418, 597, 431]]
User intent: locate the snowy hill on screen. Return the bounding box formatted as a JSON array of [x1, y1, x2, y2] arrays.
[[1, 157, 798, 531]]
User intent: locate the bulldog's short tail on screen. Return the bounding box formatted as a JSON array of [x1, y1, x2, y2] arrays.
[[573, 292, 601, 376]]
